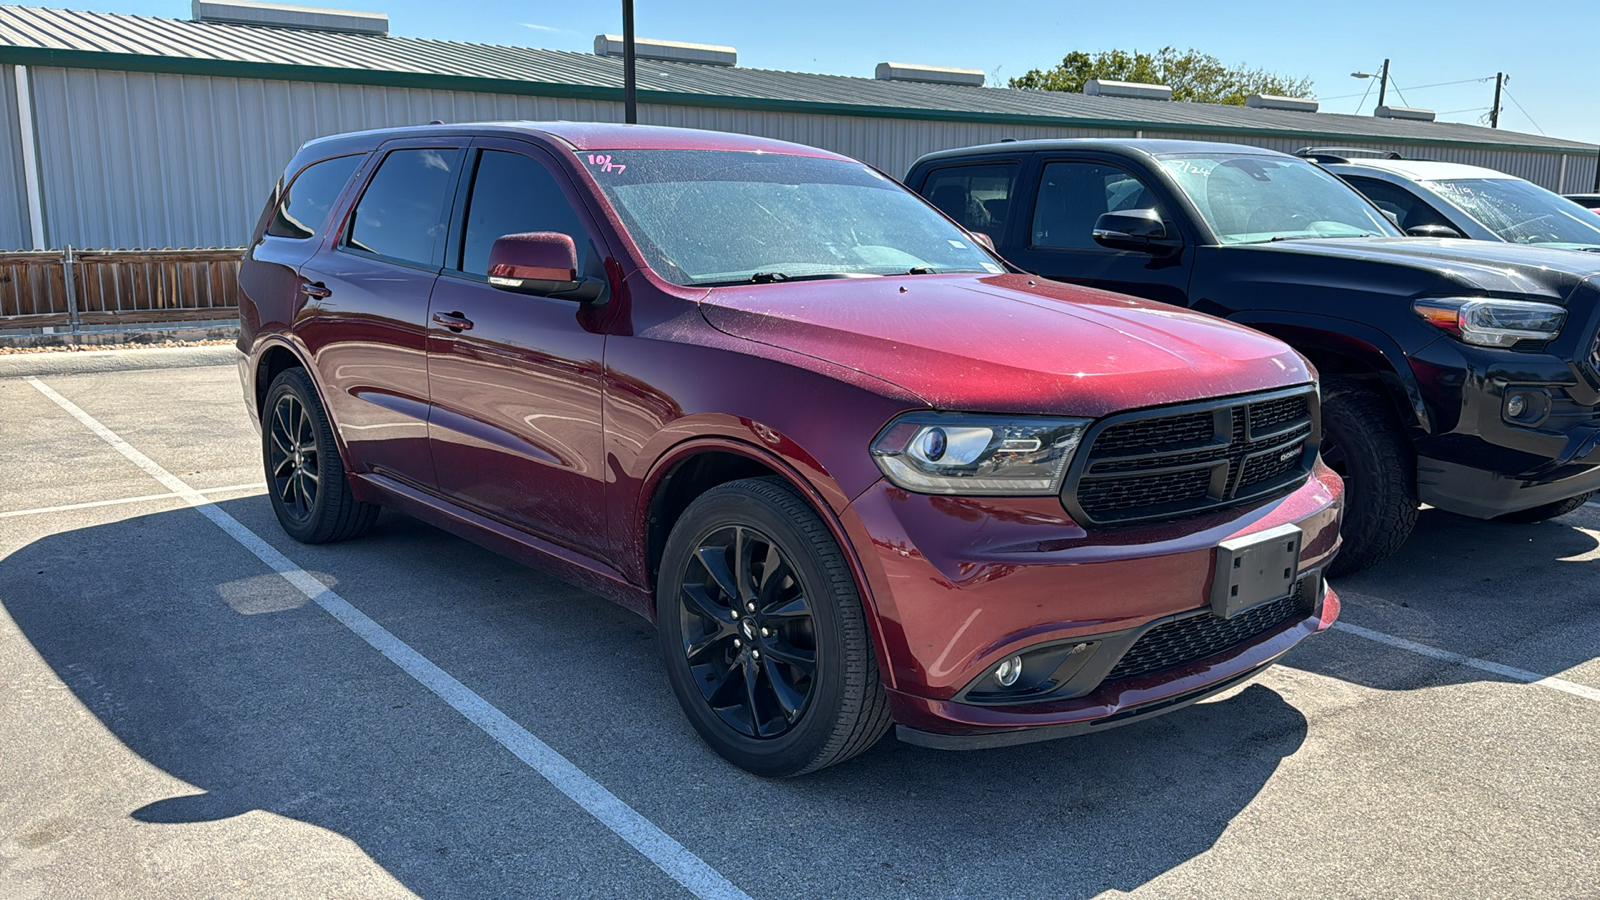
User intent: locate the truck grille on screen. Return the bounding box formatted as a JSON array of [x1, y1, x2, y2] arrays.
[[1063, 387, 1318, 525], [1103, 578, 1309, 684]]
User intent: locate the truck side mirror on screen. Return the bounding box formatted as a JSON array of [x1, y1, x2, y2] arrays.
[[487, 232, 604, 302], [1405, 224, 1464, 239], [1092, 209, 1181, 255]]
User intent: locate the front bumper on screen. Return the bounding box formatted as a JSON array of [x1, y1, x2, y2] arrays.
[[1410, 338, 1600, 516], [838, 463, 1343, 744]]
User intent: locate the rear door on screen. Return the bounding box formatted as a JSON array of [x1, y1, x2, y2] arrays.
[[295, 137, 467, 489], [1008, 155, 1196, 306], [424, 137, 610, 553]]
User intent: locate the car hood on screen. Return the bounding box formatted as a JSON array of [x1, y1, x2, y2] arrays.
[[1231, 237, 1600, 302], [697, 273, 1311, 416]]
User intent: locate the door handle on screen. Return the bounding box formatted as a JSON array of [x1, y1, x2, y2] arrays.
[[299, 281, 332, 299], [433, 311, 474, 332]]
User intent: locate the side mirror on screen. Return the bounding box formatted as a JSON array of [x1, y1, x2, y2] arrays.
[[1092, 209, 1180, 255], [968, 231, 997, 252], [1405, 223, 1464, 239], [487, 232, 604, 302]]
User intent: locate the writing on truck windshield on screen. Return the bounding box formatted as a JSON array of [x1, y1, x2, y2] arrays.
[[581, 150, 1004, 286], [1160, 154, 1400, 244]]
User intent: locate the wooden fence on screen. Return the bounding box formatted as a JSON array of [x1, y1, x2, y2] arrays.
[[0, 248, 243, 330]]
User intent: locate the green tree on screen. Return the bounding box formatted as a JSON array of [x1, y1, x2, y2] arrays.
[[1010, 47, 1313, 106]]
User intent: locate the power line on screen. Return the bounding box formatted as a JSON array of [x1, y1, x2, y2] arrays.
[[1321, 74, 1496, 101], [1501, 86, 1545, 135], [1352, 76, 1375, 114], [1387, 78, 1413, 108]]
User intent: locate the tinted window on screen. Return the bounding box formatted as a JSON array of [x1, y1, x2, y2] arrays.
[[1341, 176, 1451, 232], [921, 163, 1019, 241], [345, 148, 461, 267], [267, 155, 361, 240], [1032, 162, 1163, 250], [460, 151, 588, 276]]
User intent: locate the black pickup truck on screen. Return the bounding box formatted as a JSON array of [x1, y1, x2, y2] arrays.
[[907, 139, 1600, 573]]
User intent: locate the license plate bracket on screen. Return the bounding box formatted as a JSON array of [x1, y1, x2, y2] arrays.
[[1211, 523, 1303, 619]]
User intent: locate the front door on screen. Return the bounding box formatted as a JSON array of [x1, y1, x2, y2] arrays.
[[424, 139, 610, 553], [1008, 157, 1195, 307], [296, 140, 466, 488]]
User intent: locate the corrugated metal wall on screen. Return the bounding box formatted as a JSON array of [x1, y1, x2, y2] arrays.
[[0, 65, 31, 251], [10, 65, 1595, 251]]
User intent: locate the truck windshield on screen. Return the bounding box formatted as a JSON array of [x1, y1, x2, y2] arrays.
[[579, 150, 1005, 286], [1160, 153, 1400, 244], [1425, 178, 1600, 249]]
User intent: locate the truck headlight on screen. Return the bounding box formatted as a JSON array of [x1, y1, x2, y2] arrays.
[[870, 412, 1091, 495], [1413, 297, 1566, 347]]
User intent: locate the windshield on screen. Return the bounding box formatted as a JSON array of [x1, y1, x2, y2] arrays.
[[579, 150, 1005, 286], [1160, 153, 1401, 244], [1424, 178, 1600, 248]]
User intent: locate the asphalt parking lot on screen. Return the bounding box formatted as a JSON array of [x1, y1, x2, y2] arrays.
[[2, 355, 1597, 899]]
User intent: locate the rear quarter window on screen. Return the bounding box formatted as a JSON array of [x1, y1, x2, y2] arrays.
[[267, 155, 363, 240]]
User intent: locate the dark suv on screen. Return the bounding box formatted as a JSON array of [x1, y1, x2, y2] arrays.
[[909, 140, 1600, 573], [238, 123, 1342, 775]]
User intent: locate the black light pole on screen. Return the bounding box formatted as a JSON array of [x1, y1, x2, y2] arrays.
[[1490, 72, 1503, 128], [1377, 58, 1390, 109], [623, 0, 637, 124]]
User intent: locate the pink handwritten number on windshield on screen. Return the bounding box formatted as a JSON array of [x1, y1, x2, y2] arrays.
[[587, 154, 627, 174]]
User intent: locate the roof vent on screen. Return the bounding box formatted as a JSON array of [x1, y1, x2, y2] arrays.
[[1247, 94, 1319, 113], [1084, 79, 1173, 101], [192, 0, 388, 35], [1375, 105, 1437, 122], [594, 35, 736, 67], [875, 62, 984, 88]]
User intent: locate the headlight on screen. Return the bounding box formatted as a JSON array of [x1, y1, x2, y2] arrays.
[[1413, 297, 1566, 347], [869, 412, 1091, 495]]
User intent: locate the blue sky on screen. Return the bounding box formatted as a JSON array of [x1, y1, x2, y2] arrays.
[[39, 0, 1600, 145]]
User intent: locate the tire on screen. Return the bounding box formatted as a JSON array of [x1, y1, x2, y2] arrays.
[[656, 476, 891, 777], [1320, 379, 1418, 576], [262, 367, 380, 544], [1494, 492, 1595, 524]]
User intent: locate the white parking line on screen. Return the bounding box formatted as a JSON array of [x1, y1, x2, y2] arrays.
[[1333, 621, 1600, 704], [25, 376, 751, 900], [0, 483, 266, 519]]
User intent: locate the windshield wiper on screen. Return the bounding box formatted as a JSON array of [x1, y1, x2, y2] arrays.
[[696, 272, 878, 287], [907, 266, 939, 275]]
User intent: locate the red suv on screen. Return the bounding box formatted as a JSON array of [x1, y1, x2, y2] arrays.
[[237, 122, 1343, 776]]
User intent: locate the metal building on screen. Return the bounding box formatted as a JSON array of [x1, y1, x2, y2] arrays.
[[2, 2, 1596, 252]]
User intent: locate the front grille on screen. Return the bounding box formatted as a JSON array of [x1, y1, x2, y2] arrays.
[[1065, 387, 1317, 525], [1103, 579, 1308, 684]]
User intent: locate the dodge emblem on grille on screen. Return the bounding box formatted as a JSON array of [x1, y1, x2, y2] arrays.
[[1279, 447, 1300, 463]]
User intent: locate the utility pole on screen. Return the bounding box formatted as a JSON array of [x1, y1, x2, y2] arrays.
[[1491, 72, 1503, 128], [1377, 58, 1389, 109], [623, 0, 637, 124]]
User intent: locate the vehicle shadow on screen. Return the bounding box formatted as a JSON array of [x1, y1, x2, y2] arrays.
[[1286, 505, 1600, 691], [4, 499, 1306, 899]]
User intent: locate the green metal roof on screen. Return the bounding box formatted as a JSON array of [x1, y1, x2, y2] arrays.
[[1, 4, 1594, 154]]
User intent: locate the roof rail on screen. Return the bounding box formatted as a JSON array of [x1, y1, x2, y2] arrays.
[[1294, 147, 1405, 164]]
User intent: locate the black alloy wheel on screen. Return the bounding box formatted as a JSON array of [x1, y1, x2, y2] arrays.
[[678, 524, 817, 739], [268, 391, 320, 524], [657, 476, 891, 776], [261, 367, 380, 544]]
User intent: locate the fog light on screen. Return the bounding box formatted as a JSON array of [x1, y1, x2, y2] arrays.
[[993, 655, 1024, 687], [1502, 389, 1549, 425]]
